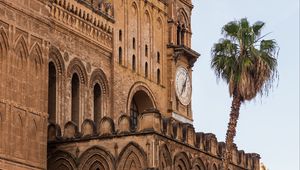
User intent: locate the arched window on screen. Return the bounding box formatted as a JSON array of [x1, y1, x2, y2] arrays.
[[181, 24, 185, 45], [48, 62, 56, 123], [157, 69, 161, 84], [118, 47, 122, 64], [145, 62, 148, 78], [130, 99, 138, 130], [71, 73, 80, 125], [94, 83, 101, 123], [145, 45, 148, 57], [177, 24, 181, 45], [132, 55, 136, 71], [133, 37, 136, 49], [157, 52, 160, 63], [119, 30, 122, 41]]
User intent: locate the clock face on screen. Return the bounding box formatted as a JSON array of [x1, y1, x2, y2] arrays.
[[175, 66, 192, 106]]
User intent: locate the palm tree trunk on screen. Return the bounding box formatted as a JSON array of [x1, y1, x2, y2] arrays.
[[222, 95, 242, 170]]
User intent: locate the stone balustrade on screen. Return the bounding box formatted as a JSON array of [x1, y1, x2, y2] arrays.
[[50, 0, 113, 49]]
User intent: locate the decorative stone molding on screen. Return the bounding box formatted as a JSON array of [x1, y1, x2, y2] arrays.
[[139, 108, 161, 132], [118, 114, 131, 134]]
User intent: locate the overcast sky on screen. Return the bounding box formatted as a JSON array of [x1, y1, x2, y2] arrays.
[[191, 0, 299, 170]]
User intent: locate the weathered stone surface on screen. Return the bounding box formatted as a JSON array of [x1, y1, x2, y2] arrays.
[[0, 0, 260, 170]]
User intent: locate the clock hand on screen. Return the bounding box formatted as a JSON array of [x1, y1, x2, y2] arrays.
[[180, 76, 188, 95]]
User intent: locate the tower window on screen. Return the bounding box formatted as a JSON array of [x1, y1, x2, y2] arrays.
[[157, 52, 160, 63], [145, 45, 148, 57], [145, 62, 148, 78], [48, 62, 56, 123], [118, 47, 122, 64], [119, 30, 122, 41], [93, 83, 101, 123], [157, 69, 161, 84], [71, 73, 80, 125], [177, 24, 181, 45], [133, 38, 136, 49], [132, 55, 136, 71], [181, 24, 185, 45]]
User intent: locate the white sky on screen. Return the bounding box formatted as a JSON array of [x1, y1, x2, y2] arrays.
[[191, 0, 299, 170]]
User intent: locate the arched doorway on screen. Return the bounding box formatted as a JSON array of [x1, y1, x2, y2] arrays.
[[129, 90, 155, 130]]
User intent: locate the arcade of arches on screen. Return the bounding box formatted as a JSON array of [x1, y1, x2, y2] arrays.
[[0, 0, 260, 170]]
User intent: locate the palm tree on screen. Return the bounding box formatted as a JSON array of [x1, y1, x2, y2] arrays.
[[211, 18, 279, 170]]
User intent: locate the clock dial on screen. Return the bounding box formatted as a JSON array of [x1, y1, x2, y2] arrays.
[[175, 66, 192, 106]]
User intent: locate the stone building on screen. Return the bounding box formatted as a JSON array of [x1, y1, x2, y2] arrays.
[[0, 0, 261, 169]]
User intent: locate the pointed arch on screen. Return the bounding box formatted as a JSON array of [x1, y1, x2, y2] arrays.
[[174, 152, 191, 170], [192, 158, 206, 170], [177, 8, 190, 29], [159, 144, 172, 170], [14, 114, 24, 156], [14, 35, 29, 61], [78, 146, 115, 170], [117, 142, 148, 170], [30, 42, 43, 68], [28, 118, 39, 161], [212, 163, 218, 170], [0, 27, 9, 59], [47, 150, 77, 170]]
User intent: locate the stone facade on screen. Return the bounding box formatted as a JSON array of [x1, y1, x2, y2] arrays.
[[0, 0, 260, 169]]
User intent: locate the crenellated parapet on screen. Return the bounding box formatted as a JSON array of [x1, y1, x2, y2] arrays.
[[49, 0, 114, 49], [48, 111, 260, 169]]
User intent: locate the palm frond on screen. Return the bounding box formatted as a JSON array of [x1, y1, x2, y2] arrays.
[[222, 21, 239, 39], [252, 21, 265, 37]]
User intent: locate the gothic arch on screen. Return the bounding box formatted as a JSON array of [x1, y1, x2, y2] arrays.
[[78, 146, 115, 170], [144, 10, 152, 24], [209, 163, 218, 170], [14, 35, 29, 61], [159, 144, 172, 170], [117, 142, 148, 170], [192, 158, 206, 170], [49, 46, 65, 74], [177, 8, 190, 29], [0, 27, 9, 59], [30, 42, 43, 66], [131, 1, 139, 14], [67, 58, 88, 85], [48, 150, 77, 170], [173, 152, 191, 170]]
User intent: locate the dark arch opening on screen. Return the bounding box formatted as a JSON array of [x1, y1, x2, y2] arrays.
[[145, 62, 148, 78], [157, 69, 161, 84], [94, 83, 101, 123], [133, 37, 136, 49], [71, 73, 80, 125], [119, 29, 122, 41], [177, 24, 181, 45], [48, 62, 56, 123], [132, 55, 136, 71], [181, 24, 185, 45], [130, 90, 154, 130], [119, 47, 122, 64], [145, 45, 148, 57]]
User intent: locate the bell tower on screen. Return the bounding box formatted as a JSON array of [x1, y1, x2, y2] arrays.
[[167, 0, 200, 123]]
